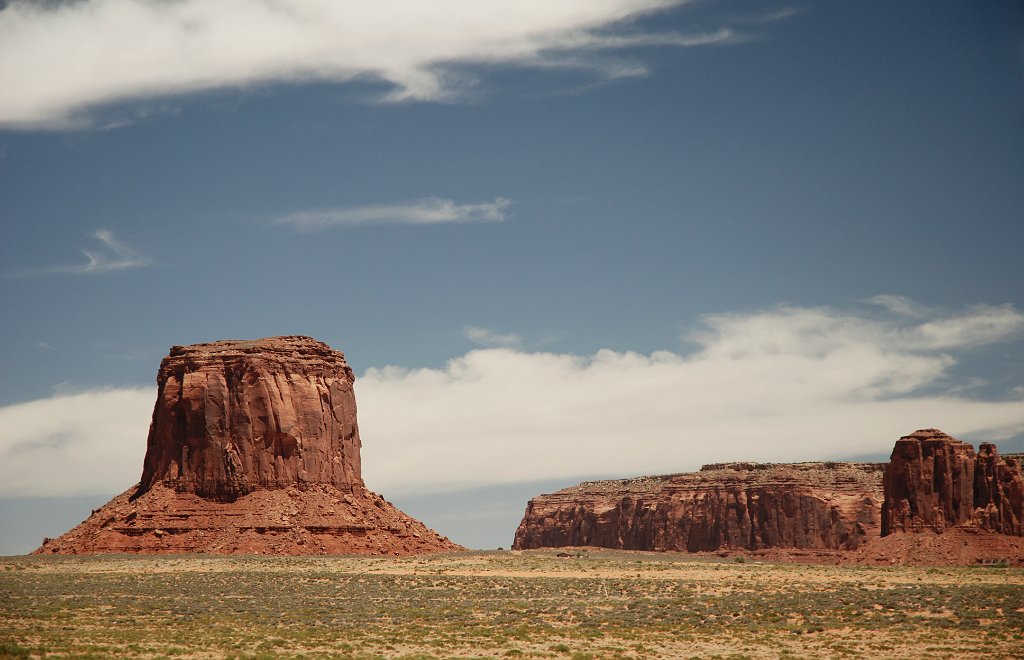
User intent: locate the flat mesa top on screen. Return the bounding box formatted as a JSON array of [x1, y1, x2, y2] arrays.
[[169, 335, 333, 356], [899, 428, 958, 442], [163, 336, 352, 374], [543, 461, 887, 498]]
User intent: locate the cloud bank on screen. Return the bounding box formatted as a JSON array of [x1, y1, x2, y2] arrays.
[[2, 298, 1022, 499], [0, 387, 153, 498], [276, 198, 510, 230], [360, 301, 1024, 494], [0, 0, 740, 128]]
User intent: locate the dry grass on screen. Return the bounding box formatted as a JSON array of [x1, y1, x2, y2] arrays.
[[2, 549, 1022, 658]]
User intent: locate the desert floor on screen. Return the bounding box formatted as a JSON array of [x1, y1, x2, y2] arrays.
[[2, 549, 1022, 659]]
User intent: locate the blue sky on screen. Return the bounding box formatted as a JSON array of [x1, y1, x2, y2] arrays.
[[1, 1, 1023, 554]]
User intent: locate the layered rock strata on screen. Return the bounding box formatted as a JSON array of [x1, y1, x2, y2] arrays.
[[882, 429, 1023, 536], [513, 462, 885, 552], [36, 336, 460, 556], [35, 484, 452, 555]]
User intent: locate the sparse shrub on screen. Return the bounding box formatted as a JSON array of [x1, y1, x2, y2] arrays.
[[0, 642, 31, 659], [3, 553, 1020, 659]]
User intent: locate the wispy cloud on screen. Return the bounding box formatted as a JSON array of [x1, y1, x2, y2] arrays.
[[77, 229, 150, 273], [276, 197, 510, 230], [7, 297, 1018, 500], [553, 27, 740, 51], [511, 28, 742, 86], [0, 0, 753, 128], [864, 294, 931, 318], [861, 295, 1024, 349], [907, 305, 1024, 350], [465, 326, 522, 348], [8, 229, 151, 277], [60, 229, 150, 274], [727, 6, 806, 25]]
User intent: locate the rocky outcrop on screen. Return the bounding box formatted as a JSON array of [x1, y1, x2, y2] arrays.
[[36, 336, 461, 556], [513, 462, 885, 552], [882, 429, 1023, 536]]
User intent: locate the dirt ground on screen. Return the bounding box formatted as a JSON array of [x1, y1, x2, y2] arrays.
[[2, 549, 1023, 658]]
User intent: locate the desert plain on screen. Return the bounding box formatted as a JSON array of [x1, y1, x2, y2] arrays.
[[2, 549, 1022, 659]]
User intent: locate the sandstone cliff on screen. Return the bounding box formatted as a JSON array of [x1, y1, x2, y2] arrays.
[[138, 336, 363, 500], [36, 336, 460, 556], [974, 444, 1024, 535], [514, 429, 1024, 561], [513, 462, 884, 552], [882, 429, 1023, 536]]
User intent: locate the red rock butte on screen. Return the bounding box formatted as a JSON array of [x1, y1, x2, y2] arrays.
[[882, 428, 1023, 536], [36, 336, 461, 556], [139, 336, 363, 500]]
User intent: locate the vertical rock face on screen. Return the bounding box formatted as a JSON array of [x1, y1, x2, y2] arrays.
[[138, 336, 363, 500], [36, 337, 461, 556], [881, 429, 1024, 536], [513, 462, 885, 552], [881, 429, 976, 535], [973, 444, 1024, 535]]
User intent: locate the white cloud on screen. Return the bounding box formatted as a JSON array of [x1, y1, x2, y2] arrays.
[[465, 326, 522, 348], [0, 387, 153, 497], [276, 197, 510, 230], [0, 0, 749, 128], [906, 305, 1024, 350], [3, 298, 1022, 499]]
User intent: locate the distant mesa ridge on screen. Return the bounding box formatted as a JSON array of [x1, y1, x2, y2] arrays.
[[36, 336, 461, 556], [514, 460, 886, 553], [513, 429, 1024, 558]]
